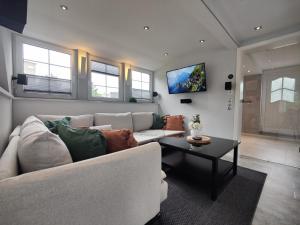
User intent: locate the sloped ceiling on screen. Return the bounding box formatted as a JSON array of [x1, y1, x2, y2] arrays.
[[24, 0, 236, 70], [203, 0, 300, 45], [242, 35, 300, 75], [23, 0, 300, 70]]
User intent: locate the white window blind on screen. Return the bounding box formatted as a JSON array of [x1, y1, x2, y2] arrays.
[[91, 61, 120, 98], [131, 70, 151, 100], [23, 44, 72, 94]]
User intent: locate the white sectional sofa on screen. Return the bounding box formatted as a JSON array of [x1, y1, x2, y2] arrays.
[[37, 112, 185, 145], [0, 112, 184, 225]]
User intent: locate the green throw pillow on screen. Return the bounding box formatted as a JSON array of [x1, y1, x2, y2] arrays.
[[44, 117, 71, 134], [57, 124, 107, 162], [151, 113, 165, 129]]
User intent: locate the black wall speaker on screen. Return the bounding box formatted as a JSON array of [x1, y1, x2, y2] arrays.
[[225, 82, 232, 91], [0, 0, 28, 33], [180, 99, 192, 104]]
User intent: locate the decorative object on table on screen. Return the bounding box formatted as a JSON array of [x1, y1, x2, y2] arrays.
[[189, 114, 203, 140], [129, 97, 137, 103], [186, 135, 211, 146]]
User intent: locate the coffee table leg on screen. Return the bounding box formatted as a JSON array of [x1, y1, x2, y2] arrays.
[[211, 159, 218, 201], [233, 146, 238, 176]]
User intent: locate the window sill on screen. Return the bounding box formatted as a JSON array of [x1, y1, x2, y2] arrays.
[[13, 97, 157, 105]]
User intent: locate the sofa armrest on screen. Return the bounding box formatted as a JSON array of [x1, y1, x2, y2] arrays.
[[0, 142, 162, 225]]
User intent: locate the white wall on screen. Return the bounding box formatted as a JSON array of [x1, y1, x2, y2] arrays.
[[0, 26, 13, 155], [13, 98, 158, 127], [0, 27, 13, 93], [154, 49, 237, 139]]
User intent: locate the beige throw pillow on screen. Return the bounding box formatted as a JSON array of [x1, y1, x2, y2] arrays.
[[18, 116, 73, 173]]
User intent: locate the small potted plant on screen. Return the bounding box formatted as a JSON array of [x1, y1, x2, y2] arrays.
[[189, 114, 203, 140]]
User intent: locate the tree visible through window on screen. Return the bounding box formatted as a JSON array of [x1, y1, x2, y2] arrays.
[[91, 61, 119, 99], [271, 77, 295, 103]]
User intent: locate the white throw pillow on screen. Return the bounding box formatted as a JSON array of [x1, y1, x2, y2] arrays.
[[22, 115, 44, 130], [37, 114, 94, 128], [89, 125, 112, 131], [94, 112, 133, 130], [132, 112, 154, 132], [9, 125, 21, 141], [18, 116, 73, 173]]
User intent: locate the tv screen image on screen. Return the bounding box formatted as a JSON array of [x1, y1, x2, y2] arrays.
[[166, 63, 207, 94]]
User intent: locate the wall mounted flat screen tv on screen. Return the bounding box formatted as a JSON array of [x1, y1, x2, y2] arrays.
[[166, 63, 207, 94]]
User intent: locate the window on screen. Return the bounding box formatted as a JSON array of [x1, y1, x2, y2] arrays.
[[22, 44, 71, 94], [14, 36, 75, 98], [90, 60, 120, 99], [271, 77, 295, 103], [131, 70, 152, 100]]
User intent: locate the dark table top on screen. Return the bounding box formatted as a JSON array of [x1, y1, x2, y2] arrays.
[[159, 136, 239, 160]]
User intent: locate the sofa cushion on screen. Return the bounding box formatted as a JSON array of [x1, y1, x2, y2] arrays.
[[101, 129, 138, 153], [95, 112, 133, 130], [151, 114, 165, 129], [164, 115, 185, 131], [44, 117, 71, 134], [20, 117, 48, 139], [37, 114, 94, 128], [22, 115, 44, 130], [57, 124, 107, 162], [0, 136, 20, 180], [18, 119, 73, 173], [133, 129, 185, 145], [8, 125, 21, 141], [132, 112, 153, 132], [89, 125, 112, 131]]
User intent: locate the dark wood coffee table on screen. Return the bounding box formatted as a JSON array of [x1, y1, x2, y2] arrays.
[[159, 136, 239, 201]]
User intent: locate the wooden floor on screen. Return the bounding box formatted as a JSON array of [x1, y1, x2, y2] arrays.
[[239, 134, 300, 168]]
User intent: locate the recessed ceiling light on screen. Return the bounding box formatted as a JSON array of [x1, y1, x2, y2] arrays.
[[254, 26, 262, 31], [163, 52, 168, 56], [247, 70, 251, 73], [60, 5, 68, 11], [199, 40, 205, 43], [144, 26, 150, 31]]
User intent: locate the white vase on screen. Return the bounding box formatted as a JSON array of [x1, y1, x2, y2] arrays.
[[191, 128, 202, 139]]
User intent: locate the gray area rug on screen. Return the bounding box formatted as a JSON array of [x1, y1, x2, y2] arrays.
[[153, 166, 266, 225]]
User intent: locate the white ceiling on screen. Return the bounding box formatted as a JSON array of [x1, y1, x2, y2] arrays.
[[203, 0, 300, 45], [242, 34, 300, 75], [24, 0, 300, 70], [24, 0, 235, 71]]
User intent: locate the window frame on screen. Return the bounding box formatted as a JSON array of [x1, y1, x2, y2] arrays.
[[270, 76, 296, 103], [88, 55, 123, 102], [13, 35, 77, 99], [130, 66, 153, 102]]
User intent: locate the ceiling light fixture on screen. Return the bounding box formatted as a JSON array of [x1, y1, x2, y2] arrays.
[[163, 52, 168, 56], [144, 26, 150, 31], [60, 5, 68, 11], [254, 26, 263, 31], [247, 70, 251, 73], [199, 40, 205, 43]]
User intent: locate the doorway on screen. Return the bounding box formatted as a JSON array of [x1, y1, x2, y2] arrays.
[[238, 37, 300, 168]]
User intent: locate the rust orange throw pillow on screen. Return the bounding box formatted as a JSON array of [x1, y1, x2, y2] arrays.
[[164, 115, 185, 131], [101, 129, 138, 153]]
